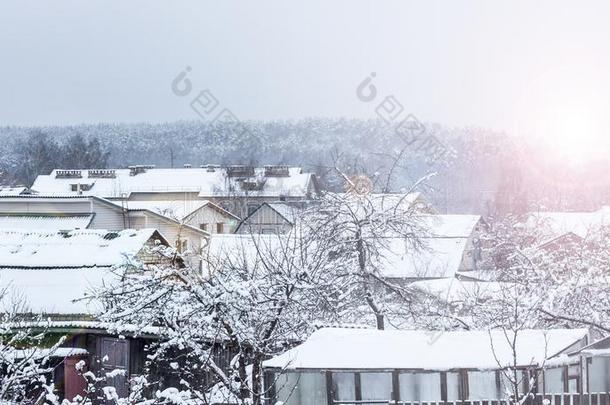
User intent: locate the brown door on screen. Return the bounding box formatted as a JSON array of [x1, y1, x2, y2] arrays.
[[99, 337, 130, 399]]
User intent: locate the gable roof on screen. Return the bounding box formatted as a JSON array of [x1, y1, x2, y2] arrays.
[[32, 167, 315, 198], [263, 327, 590, 371], [109, 199, 240, 222], [0, 228, 167, 269], [235, 202, 300, 232]]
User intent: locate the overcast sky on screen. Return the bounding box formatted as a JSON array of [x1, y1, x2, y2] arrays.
[[2, 0, 610, 146]]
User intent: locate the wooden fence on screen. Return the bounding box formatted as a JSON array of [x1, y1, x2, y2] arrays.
[[332, 393, 610, 405]]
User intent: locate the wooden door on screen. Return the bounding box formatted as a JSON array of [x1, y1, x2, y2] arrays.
[[99, 337, 130, 399]]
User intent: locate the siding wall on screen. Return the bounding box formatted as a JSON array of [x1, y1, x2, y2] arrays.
[[0, 199, 92, 214], [183, 206, 237, 234], [237, 204, 293, 234]]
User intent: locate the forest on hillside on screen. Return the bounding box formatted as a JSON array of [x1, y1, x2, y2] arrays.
[[1, 118, 608, 215]]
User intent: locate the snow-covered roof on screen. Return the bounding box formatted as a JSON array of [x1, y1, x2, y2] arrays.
[[380, 237, 469, 278], [0, 267, 114, 314], [529, 208, 610, 239], [32, 167, 314, 198], [410, 278, 506, 302], [208, 214, 479, 279], [0, 215, 93, 230], [0, 186, 29, 196], [379, 215, 481, 278], [0, 228, 164, 269], [420, 214, 482, 238], [204, 233, 280, 267], [264, 327, 589, 371]]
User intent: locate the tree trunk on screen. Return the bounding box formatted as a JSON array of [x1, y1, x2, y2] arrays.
[[251, 356, 263, 405], [356, 228, 385, 330]]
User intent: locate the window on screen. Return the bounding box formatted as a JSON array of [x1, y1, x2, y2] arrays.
[[468, 370, 500, 400], [331, 372, 355, 401], [274, 372, 327, 405], [360, 372, 392, 401], [588, 357, 610, 392], [216, 223, 224, 234], [446, 372, 460, 401], [399, 372, 441, 401], [544, 367, 564, 394], [199, 223, 208, 231]]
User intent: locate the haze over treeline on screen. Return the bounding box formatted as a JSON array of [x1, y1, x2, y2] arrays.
[[0, 118, 608, 215]]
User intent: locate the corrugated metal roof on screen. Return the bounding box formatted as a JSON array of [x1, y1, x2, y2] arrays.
[[0, 215, 93, 230]]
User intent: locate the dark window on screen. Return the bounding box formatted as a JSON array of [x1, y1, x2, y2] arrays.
[[216, 223, 224, 234], [199, 223, 208, 231]]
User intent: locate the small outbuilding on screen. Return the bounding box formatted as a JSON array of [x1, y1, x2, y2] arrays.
[[263, 327, 592, 405]]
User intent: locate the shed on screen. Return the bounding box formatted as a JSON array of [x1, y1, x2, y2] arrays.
[[263, 327, 590, 405]]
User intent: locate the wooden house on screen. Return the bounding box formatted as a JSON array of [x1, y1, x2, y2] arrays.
[[0, 228, 178, 401]]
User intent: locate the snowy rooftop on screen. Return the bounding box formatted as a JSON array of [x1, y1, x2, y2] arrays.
[[0, 267, 115, 315], [529, 208, 610, 239], [0, 228, 163, 269], [0, 186, 29, 196], [264, 327, 589, 371], [207, 214, 480, 279], [31, 166, 314, 198], [0, 214, 93, 230], [380, 237, 470, 278], [410, 278, 506, 302], [105, 199, 227, 221]]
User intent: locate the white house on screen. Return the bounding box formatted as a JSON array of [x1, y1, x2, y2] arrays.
[[0, 195, 208, 257], [31, 165, 319, 219]]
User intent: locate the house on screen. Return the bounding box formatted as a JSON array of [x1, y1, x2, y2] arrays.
[[529, 207, 610, 250], [565, 335, 610, 392], [379, 214, 486, 281], [0, 228, 176, 401], [0, 195, 209, 258], [263, 327, 592, 404], [208, 214, 484, 282], [107, 199, 241, 234], [235, 193, 435, 235], [31, 165, 319, 219], [235, 202, 300, 234]]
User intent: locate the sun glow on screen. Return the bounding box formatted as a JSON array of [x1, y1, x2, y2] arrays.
[[539, 102, 604, 164], [516, 66, 610, 166]]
